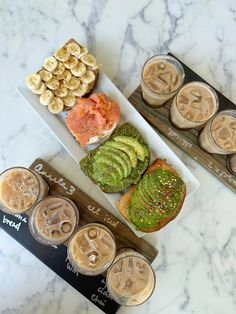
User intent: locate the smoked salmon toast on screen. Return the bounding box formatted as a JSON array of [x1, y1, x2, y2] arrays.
[[66, 93, 120, 147]]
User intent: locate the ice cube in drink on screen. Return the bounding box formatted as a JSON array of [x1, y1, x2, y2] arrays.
[[199, 109, 236, 154], [68, 223, 116, 276], [107, 249, 156, 306], [29, 196, 79, 245], [170, 81, 219, 129], [0, 167, 48, 214], [141, 55, 185, 107]]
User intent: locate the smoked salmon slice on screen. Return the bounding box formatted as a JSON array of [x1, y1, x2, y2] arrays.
[[66, 93, 120, 147]]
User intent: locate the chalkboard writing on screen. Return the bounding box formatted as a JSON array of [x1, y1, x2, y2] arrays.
[[34, 163, 76, 195], [2, 215, 21, 231]]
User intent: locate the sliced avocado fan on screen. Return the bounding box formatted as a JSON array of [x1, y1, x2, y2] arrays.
[[80, 123, 150, 193], [128, 168, 184, 230], [104, 141, 137, 168], [113, 136, 149, 161]]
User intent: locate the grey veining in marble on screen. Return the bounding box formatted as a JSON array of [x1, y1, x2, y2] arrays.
[[0, 0, 236, 314]]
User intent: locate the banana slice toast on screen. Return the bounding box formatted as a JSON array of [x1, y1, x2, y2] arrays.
[[26, 39, 100, 114]]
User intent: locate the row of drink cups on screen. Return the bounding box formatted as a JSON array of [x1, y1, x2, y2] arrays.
[[0, 166, 156, 306], [141, 55, 236, 155]]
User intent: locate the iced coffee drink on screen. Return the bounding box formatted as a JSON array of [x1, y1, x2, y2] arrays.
[[107, 250, 155, 306], [199, 109, 236, 154], [30, 196, 79, 245], [227, 154, 236, 176], [0, 167, 48, 214], [68, 223, 116, 276], [141, 55, 185, 107], [170, 81, 219, 129]]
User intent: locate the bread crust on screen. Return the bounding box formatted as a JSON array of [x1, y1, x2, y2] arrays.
[[116, 159, 186, 232]]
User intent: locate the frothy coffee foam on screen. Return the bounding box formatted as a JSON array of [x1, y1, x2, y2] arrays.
[[34, 197, 77, 242], [69, 225, 115, 272], [0, 169, 39, 213], [177, 83, 216, 122], [143, 60, 180, 94], [211, 115, 236, 151]]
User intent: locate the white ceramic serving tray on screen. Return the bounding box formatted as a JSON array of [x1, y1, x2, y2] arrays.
[[18, 71, 200, 237]]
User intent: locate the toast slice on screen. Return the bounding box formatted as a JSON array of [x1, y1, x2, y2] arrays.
[[116, 159, 186, 232]]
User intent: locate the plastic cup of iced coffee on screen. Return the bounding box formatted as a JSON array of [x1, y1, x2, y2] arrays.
[[67, 223, 116, 276], [227, 154, 236, 176], [198, 109, 236, 154], [106, 249, 156, 306], [29, 196, 79, 246], [0, 167, 49, 215], [170, 81, 219, 129], [141, 55, 185, 107]]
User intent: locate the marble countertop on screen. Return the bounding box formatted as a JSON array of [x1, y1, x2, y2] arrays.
[[0, 1, 236, 313]]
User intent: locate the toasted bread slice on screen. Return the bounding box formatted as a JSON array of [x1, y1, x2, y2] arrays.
[[116, 159, 186, 232]]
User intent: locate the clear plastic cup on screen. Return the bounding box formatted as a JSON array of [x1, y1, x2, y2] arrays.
[[141, 55, 185, 107], [0, 167, 49, 215], [67, 223, 116, 276], [106, 249, 156, 306], [227, 154, 236, 176], [170, 81, 219, 129], [198, 109, 236, 154], [29, 196, 79, 246]]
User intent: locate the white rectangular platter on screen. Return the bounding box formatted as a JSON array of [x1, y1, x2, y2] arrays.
[[18, 70, 200, 237]]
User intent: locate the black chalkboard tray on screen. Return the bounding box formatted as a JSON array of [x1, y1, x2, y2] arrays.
[[0, 158, 158, 314]]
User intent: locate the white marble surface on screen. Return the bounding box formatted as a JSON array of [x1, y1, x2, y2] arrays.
[[0, 0, 236, 313]]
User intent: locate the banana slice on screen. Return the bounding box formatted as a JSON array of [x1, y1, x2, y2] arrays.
[[64, 70, 72, 81], [91, 64, 101, 71], [71, 61, 86, 77], [46, 77, 60, 90], [80, 70, 96, 84], [54, 47, 70, 62], [78, 47, 88, 58], [39, 90, 54, 106], [26, 73, 42, 90], [56, 69, 71, 81], [48, 97, 64, 114], [63, 94, 76, 108], [52, 62, 65, 75], [43, 57, 58, 72], [54, 83, 68, 97], [66, 42, 81, 57], [81, 54, 96, 67], [38, 70, 53, 82], [72, 83, 89, 96], [64, 56, 78, 69], [64, 76, 80, 90], [32, 82, 47, 95]]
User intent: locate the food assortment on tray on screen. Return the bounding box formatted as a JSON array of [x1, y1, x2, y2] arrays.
[[2, 38, 215, 312], [20, 39, 199, 237]]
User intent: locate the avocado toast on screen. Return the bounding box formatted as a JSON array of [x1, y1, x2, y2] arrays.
[[116, 159, 186, 232], [80, 123, 150, 193]]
